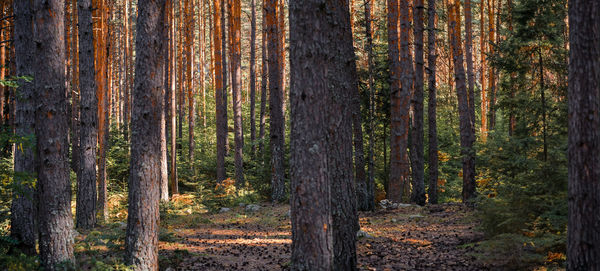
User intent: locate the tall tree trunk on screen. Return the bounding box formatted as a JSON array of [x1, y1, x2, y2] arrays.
[[567, 0, 600, 267], [448, 0, 475, 203], [170, 0, 179, 195], [161, 0, 172, 202], [267, 0, 285, 201], [278, 0, 286, 115], [329, 0, 358, 268], [464, 0, 475, 142], [11, 0, 37, 255], [289, 0, 334, 267], [231, 0, 244, 185], [389, 0, 412, 203], [480, 0, 487, 140], [410, 0, 426, 206], [221, 0, 230, 156], [258, 0, 268, 156], [215, 0, 227, 181], [426, 0, 438, 204], [125, 0, 166, 268], [76, 0, 98, 229], [352, 9, 368, 211], [249, 0, 257, 155], [364, 0, 376, 211], [186, 0, 196, 168], [487, 0, 495, 130], [33, 0, 75, 267]]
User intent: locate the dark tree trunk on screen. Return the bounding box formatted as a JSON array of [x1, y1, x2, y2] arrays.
[[169, 0, 178, 194], [11, 0, 37, 255], [328, 1, 358, 269], [289, 0, 334, 267], [231, 0, 244, 186], [258, 0, 268, 156], [33, 0, 75, 268], [249, 0, 257, 155], [364, 0, 376, 211], [215, 0, 227, 182], [221, 0, 230, 156], [76, 0, 98, 229], [567, 0, 600, 268], [387, 0, 411, 203], [448, 0, 475, 203], [410, 0, 426, 206], [464, 0, 475, 142], [267, 0, 285, 202], [125, 0, 166, 269], [426, 0, 438, 204]]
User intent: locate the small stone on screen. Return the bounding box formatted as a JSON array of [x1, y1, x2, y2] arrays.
[[219, 207, 231, 213], [356, 230, 374, 239], [165, 267, 175, 271], [409, 214, 424, 219], [245, 204, 261, 212], [391, 218, 397, 223]]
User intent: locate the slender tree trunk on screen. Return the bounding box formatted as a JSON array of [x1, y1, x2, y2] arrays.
[[289, 0, 334, 267], [267, 0, 285, 201], [427, 0, 438, 204], [448, 0, 475, 203], [567, 0, 600, 267], [258, 0, 268, 156], [480, 0, 487, 140], [11, 0, 37, 255], [76, 0, 98, 229], [186, 0, 196, 168], [464, 0, 475, 142], [125, 0, 166, 269], [221, 0, 230, 156], [161, 0, 172, 202], [364, 0, 376, 211], [538, 50, 547, 162], [249, 0, 257, 155], [215, 0, 227, 181], [33, 0, 75, 267], [410, 0, 426, 206], [231, 0, 244, 185], [487, 0, 495, 130], [170, 0, 179, 194]]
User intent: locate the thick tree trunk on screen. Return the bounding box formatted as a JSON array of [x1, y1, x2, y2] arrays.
[[567, 0, 600, 268], [33, 0, 75, 268], [328, 1, 359, 268], [11, 0, 37, 255], [387, 0, 410, 203], [231, 0, 244, 185], [76, 0, 98, 229], [125, 0, 166, 269], [289, 0, 334, 267], [410, 0, 426, 206], [448, 0, 475, 203], [267, 0, 285, 201], [426, 0, 438, 204]]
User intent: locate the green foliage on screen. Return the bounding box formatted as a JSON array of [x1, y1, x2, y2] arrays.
[[107, 124, 131, 192]]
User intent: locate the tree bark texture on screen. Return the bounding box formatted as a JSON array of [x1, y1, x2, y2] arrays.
[[427, 0, 439, 204], [231, 0, 244, 185], [76, 0, 99, 229], [215, 0, 227, 182], [267, 0, 285, 202], [567, 0, 600, 268], [33, 0, 75, 268], [11, 0, 37, 255], [289, 0, 334, 267], [411, 0, 426, 206], [125, 0, 166, 269], [448, 0, 475, 203]]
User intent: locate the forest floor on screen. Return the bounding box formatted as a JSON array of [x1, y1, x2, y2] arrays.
[[73, 195, 489, 270]]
